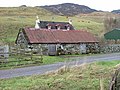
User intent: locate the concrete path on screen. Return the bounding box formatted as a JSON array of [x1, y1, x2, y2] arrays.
[[0, 53, 120, 79]]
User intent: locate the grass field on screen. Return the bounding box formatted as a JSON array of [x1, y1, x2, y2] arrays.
[[0, 60, 120, 90], [0, 7, 104, 44]]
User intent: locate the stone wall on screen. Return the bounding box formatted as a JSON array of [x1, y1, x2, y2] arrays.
[[101, 44, 120, 53]]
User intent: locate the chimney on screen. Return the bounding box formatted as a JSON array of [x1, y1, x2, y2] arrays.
[[35, 16, 40, 29], [69, 19, 72, 24]]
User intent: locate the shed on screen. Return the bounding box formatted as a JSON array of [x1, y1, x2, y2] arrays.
[[16, 28, 99, 55], [16, 28, 98, 44], [104, 28, 120, 41]]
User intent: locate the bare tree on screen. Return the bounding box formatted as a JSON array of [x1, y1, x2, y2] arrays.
[[104, 14, 120, 33]]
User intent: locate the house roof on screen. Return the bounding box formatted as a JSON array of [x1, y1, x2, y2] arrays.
[[21, 28, 98, 44], [38, 21, 74, 30], [104, 28, 120, 40]]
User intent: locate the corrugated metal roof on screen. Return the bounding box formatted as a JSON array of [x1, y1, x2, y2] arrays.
[[23, 28, 98, 44]]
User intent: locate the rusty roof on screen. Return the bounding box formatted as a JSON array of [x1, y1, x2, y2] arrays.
[[23, 28, 98, 44]]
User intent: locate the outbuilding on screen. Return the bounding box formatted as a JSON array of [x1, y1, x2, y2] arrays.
[[104, 28, 120, 44], [16, 27, 99, 55]]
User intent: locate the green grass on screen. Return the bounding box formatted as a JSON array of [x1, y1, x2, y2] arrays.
[[42, 56, 66, 64], [0, 55, 67, 69], [97, 60, 120, 67], [0, 60, 120, 90], [70, 16, 104, 35]]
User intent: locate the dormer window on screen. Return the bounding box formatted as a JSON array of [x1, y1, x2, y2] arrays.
[[56, 24, 61, 30], [57, 26, 61, 30], [47, 24, 52, 30], [67, 26, 70, 30], [48, 26, 51, 29], [65, 24, 71, 30]]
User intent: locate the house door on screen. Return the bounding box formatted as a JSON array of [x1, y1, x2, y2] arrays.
[[48, 44, 57, 55], [80, 44, 86, 54]]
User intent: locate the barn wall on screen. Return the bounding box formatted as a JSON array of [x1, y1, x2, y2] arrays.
[[16, 31, 28, 49]]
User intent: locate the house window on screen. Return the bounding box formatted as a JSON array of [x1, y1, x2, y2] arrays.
[[67, 26, 70, 30], [56, 24, 61, 30], [65, 24, 71, 30], [57, 26, 61, 30], [48, 26, 51, 29]]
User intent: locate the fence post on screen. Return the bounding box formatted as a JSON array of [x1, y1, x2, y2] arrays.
[[100, 77, 104, 90]]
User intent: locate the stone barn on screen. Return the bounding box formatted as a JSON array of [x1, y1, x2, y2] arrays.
[[16, 27, 99, 55]]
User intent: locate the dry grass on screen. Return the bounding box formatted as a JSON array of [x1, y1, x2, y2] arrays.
[[1, 60, 120, 90]]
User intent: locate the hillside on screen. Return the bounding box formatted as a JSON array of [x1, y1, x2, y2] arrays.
[[0, 7, 53, 16], [1, 7, 117, 44], [0, 7, 54, 44], [76, 12, 118, 23], [0, 7, 103, 43], [40, 3, 97, 16]]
